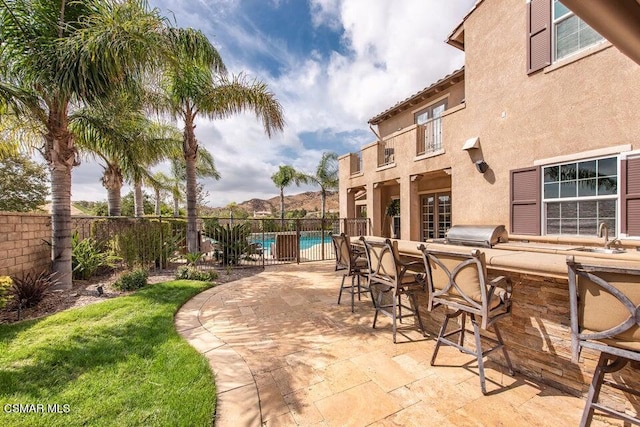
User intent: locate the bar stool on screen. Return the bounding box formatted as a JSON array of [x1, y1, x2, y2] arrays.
[[566, 256, 640, 426], [331, 233, 370, 312], [418, 245, 514, 394], [360, 237, 426, 343]]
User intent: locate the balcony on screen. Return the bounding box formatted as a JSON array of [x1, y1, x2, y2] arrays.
[[416, 115, 442, 156], [349, 152, 362, 175], [377, 140, 395, 167]]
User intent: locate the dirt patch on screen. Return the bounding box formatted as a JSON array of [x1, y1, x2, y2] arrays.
[[0, 266, 262, 324]]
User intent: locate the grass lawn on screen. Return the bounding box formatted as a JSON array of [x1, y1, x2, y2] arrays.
[[0, 280, 216, 427]]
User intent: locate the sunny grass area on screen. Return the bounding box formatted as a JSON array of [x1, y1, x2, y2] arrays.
[[0, 280, 216, 427]]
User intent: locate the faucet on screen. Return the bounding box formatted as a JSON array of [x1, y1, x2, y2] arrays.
[[598, 222, 621, 249], [598, 222, 609, 248]]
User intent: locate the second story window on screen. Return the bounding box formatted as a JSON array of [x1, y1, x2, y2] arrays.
[[553, 0, 603, 61], [415, 100, 446, 155]]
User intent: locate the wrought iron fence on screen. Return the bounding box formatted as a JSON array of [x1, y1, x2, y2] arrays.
[[70, 216, 371, 272]]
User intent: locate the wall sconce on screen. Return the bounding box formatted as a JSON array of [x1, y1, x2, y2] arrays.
[[475, 160, 489, 174], [462, 136, 480, 150]]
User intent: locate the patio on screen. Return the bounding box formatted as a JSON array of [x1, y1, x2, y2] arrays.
[[175, 261, 617, 426]]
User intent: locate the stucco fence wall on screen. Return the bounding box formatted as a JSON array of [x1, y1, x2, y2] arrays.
[[0, 212, 52, 278]]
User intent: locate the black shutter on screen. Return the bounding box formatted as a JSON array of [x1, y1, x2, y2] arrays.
[[511, 166, 541, 235], [621, 158, 640, 236], [527, 0, 552, 74]]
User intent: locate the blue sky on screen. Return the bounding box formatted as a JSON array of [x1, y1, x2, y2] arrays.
[[71, 0, 475, 207]]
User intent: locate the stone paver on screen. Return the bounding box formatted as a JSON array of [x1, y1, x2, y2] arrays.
[[176, 261, 621, 426]]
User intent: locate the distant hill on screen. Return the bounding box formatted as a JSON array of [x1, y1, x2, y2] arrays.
[[208, 190, 338, 217]]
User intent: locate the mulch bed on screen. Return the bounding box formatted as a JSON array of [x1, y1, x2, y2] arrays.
[[0, 266, 262, 324]]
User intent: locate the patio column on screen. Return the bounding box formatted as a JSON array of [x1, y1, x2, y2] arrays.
[[399, 175, 420, 241], [369, 181, 383, 236]]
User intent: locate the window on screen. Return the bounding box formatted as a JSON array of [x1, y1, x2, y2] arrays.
[[421, 193, 451, 241], [553, 0, 603, 61], [415, 100, 446, 154], [543, 156, 617, 236]]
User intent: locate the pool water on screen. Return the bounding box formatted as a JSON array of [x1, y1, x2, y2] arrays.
[[250, 235, 330, 251]]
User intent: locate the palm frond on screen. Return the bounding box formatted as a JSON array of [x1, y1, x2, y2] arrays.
[[201, 74, 285, 138]]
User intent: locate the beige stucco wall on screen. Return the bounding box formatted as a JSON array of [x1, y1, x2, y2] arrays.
[[444, 0, 639, 227], [340, 0, 640, 239]]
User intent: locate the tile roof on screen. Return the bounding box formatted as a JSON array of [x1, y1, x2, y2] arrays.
[[368, 67, 465, 125]]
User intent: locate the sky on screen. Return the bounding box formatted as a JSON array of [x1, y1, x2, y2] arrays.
[[69, 0, 475, 207]]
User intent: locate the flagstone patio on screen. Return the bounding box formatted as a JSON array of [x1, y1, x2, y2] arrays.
[[175, 261, 620, 426]]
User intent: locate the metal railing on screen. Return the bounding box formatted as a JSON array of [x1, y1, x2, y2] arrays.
[[417, 116, 442, 155], [378, 139, 396, 167], [68, 216, 371, 272]]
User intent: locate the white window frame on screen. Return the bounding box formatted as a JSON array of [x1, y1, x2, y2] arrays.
[[552, 0, 604, 62], [541, 155, 619, 237]]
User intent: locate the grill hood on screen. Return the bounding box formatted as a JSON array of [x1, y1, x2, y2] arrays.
[[442, 225, 508, 248]]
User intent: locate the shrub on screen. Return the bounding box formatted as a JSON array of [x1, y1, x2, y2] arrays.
[[184, 252, 204, 266], [72, 231, 120, 280], [10, 271, 59, 308], [113, 269, 148, 292], [94, 218, 185, 269], [175, 266, 218, 282], [0, 276, 12, 309], [205, 223, 252, 265]]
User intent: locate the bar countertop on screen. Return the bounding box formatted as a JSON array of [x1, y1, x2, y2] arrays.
[[353, 236, 640, 279]]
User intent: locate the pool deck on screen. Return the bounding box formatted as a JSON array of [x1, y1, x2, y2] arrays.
[[175, 261, 622, 426]]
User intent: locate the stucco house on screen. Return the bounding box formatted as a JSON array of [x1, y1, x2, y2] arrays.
[[338, 0, 640, 243]]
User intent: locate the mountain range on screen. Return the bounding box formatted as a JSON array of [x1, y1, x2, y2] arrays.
[[209, 190, 339, 216]]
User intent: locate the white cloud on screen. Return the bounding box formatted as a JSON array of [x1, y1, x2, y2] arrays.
[[70, 0, 475, 207]]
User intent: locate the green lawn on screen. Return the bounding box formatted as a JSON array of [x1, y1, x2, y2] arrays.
[[0, 280, 216, 427]]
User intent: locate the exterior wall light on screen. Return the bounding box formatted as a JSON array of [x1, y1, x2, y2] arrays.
[[475, 160, 489, 173]]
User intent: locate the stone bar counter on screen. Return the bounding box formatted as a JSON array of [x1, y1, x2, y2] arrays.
[[355, 235, 640, 415]]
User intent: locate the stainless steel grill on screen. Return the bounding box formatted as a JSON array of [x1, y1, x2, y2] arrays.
[[439, 225, 508, 248]]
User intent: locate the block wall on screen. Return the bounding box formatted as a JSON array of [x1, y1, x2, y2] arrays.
[[0, 213, 52, 278]]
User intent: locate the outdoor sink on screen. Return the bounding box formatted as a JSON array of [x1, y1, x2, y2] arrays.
[[574, 247, 626, 255]]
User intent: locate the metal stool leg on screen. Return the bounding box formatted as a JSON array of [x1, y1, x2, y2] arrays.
[[431, 312, 453, 365], [471, 315, 488, 395], [337, 273, 347, 305]]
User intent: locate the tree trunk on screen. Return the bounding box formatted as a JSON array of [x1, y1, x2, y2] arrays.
[[45, 105, 75, 289], [173, 194, 179, 217], [102, 166, 122, 216], [133, 180, 144, 217], [280, 187, 285, 229], [321, 189, 326, 219], [183, 113, 199, 253], [154, 188, 161, 215]]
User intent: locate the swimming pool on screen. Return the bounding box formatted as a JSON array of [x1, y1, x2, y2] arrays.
[[250, 234, 331, 251]]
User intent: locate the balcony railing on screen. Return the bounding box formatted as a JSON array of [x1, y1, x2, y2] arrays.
[[417, 116, 442, 156], [350, 152, 362, 175], [378, 139, 395, 167]]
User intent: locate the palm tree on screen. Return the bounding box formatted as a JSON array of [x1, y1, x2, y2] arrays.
[[72, 87, 182, 216], [159, 31, 285, 252], [168, 148, 221, 218], [148, 171, 173, 215], [271, 165, 308, 223], [304, 152, 339, 219], [0, 0, 173, 288]]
